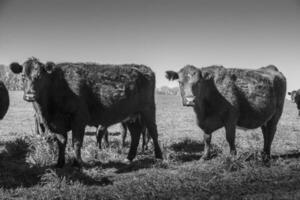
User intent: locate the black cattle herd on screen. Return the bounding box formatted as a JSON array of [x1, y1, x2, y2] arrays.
[[0, 57, 296, 168]]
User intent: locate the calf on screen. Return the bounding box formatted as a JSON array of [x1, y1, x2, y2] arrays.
[[166, 65, 286, 161], [10, 57, 162, 167]]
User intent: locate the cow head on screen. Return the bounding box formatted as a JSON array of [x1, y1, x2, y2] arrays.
[[288, 90, 297, 102], [288, 90, 300, 116], [166, 65, 209, 106], [10, 57, 55, 102]]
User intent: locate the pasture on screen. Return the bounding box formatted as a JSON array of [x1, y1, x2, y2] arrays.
[[1, 91, 300, 199]]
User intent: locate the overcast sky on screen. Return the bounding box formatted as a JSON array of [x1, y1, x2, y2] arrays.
[[0, 0, 300, 89]]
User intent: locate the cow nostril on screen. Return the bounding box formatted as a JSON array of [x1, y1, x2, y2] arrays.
[[185, 96, 195, 103]]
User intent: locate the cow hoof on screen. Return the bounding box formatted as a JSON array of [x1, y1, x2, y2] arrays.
[[155, 152, 163, 160], [201, 153, 211, 161], [55, 162, 65, 168], [72, 159, 83, 168], [261, 152, 270, 161], [155, 157, 163, 162], [123, 158, 132, 164], [46, 135, 56, 143]]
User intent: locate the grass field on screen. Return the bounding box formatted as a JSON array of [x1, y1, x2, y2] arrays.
[[1, 91, 300, 199]]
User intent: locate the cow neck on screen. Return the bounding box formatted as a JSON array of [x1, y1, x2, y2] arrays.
[[34, 74, 53, 126], [195, 79, 221, 122], [32, 101, 50, 133]]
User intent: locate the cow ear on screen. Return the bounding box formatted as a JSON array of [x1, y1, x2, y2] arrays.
[[288, 92, 291, 95], [165, 71, 179, 81], [44, 62, 55, 74], [10, 62, 23, 74], [201, 71, 214, 80]]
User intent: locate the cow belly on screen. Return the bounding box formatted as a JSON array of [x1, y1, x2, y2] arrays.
[[237, 107, 274, 129], [88, 96, 142, 126]]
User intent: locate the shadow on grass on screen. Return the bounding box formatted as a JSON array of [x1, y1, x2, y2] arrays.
[[170, 138, 205, 153], [0, 138, 45, 189], [84, 131, 96, 136], [244, 150, 300, 162], [116, 157, 157, 174], [0, 137, 113, 188], [169, 138, 221, 162], [84, 157, 159, 174], [52, 165, 114, 186]]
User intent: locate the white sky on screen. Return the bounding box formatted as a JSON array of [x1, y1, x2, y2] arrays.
[[0, 0, 300, 90]]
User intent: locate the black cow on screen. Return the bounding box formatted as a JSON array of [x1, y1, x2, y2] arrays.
[[10, 57, 162, 167], [288, 90, 300, 116], [166, 65, 286, 162], [96, 115, 150, 151], [0, 81, 9, 120], [288, 90, 297, 102]]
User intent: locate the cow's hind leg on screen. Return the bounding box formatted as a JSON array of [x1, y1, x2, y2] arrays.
[[121, 123, 128, 148], [96, 125, 109, 149], [141, 108, 163, 159], [141, 126, 147, 152], [225, 123, 237, 156], [261, 116, 278, 162], [127, 121, 142, 161]]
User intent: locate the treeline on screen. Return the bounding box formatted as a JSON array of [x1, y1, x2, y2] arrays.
[[0, 65, 23, 90], [156, 86, 180, 95]]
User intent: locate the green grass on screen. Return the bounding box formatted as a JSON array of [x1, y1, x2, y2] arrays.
[[1, 91, 300, 199]]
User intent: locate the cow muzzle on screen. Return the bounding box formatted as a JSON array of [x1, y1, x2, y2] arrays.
[[23, 93, 36, 102], [183, 96, 195, 106]]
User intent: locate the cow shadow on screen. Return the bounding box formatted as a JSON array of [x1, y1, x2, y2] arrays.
[[116, 157, 158, 174], [0, 137, 113, 189], [84, 131, 96, 136], [170, 139, 205, 153], [84, 157, 159, 174], [0, 138, 44, 189], [169, 138, 221, 162], [243, 150, 300, 162], [52, 165, 114, 186]]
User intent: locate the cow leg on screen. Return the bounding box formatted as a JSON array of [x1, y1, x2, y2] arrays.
[[141, 126, 146, 152], [145, 129, 151, 150], [34, 114, 40, 135], [55, 133, 67, 168], [71, 124, 85, 167], [127, 121, 142, 161], [225, 123, 237, 156], [39, 122, 46, 136], [141, 109, 163, 159], [104, 129, 109, 148], [96, 125, 108, 149], [121, 123, 127, 148], [261, 118, 277, 162], [201, 132, 212, 160]]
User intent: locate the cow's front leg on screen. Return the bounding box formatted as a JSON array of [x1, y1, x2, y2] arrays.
[[54, 133, 67, 168], [71, 124, 85, 167], [201, 132, 212, 160]]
